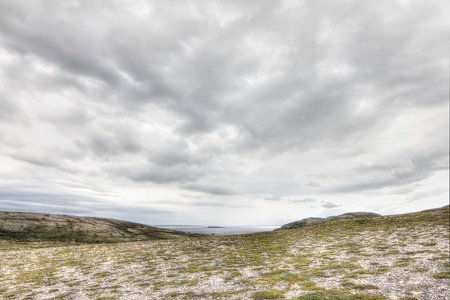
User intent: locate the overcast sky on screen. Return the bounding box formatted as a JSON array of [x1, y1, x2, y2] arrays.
[[0, 0, 448, 226]]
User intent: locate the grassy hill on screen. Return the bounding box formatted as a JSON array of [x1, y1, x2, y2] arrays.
[[0, 206, 448, 299], [0, 211, 198, 244], [278, 211, 382, 230]]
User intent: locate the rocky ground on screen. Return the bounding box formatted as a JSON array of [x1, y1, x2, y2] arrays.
[[0, 207, 448, 300]]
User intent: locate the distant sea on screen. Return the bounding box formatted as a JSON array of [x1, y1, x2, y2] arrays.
[[156, 225, 280, 236]]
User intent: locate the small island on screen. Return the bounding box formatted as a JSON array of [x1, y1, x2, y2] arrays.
[[206, 226, 225, 228]]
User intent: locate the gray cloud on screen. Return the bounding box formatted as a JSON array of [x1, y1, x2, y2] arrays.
[[0, 188, 104, 216], [0, 188, 172, 222], [321, 201, 339, 209], [0, 0, 448, 225], [326, 152, 449, 194], [290, 198, 317, 203], [182, 183, 238, 196]]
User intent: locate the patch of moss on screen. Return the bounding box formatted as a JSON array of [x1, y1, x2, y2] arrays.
[[51, 293, 71, 299], [341, 281, 379, 290], [302, 281, 324, 291], [209, 289, 250, 298], [16, 267, 56, 284], [432, 271, 450, 279], [252, 290, 284, 299], [92, 272, 111, 278], [421, 242, 437, 247], [183, 247, 210, 253], [413, 267, 428, 273], [297, 290, 387, 299], [225, 271, 242, 281], [352, 284, 379, 290], [164, 292, 181, 297]]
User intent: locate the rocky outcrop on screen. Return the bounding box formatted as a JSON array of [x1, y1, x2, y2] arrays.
[[0, 211, 197, 243], [278, 211, 381, 230]]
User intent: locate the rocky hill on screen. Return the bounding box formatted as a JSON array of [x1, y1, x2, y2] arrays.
[[278, 211, 382, 230], [0, 211, 197, 243]]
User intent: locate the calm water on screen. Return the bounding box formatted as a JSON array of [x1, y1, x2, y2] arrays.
[[157, 225, 280, 236]]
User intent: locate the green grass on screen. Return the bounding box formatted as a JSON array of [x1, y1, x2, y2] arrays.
[[252, 290, 284, 299], [93, 272, 111, 278], [432, 271, 450, 279], [297, 290, 387, 299], [164, 291, 181, 297], [352, 284, 379, 290], [16, 267, 56, 284]]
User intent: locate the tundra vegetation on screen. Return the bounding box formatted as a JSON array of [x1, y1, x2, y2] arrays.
[[0, 206, 448, 299]]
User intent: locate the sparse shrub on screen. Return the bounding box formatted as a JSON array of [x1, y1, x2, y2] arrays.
[[341, 282, 379, 290], [297, 290, 351, 300], [164, 292, 181, 297], [302, 281, 324, 291], [432, 271, 450, 279], [413, 267, 427, 272], [354, 294, 387, 300], [252, 290, 284, 299], [297, 290, 386, 299], [421, 242, 437, 246], [352, 284, 379, 290], [93, 272, 111, 278]]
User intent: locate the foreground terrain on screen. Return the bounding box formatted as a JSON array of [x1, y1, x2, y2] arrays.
[[0, 206, 449, 299]]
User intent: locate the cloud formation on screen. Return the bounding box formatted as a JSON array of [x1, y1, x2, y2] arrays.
[[0, 0, 448, 225]]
